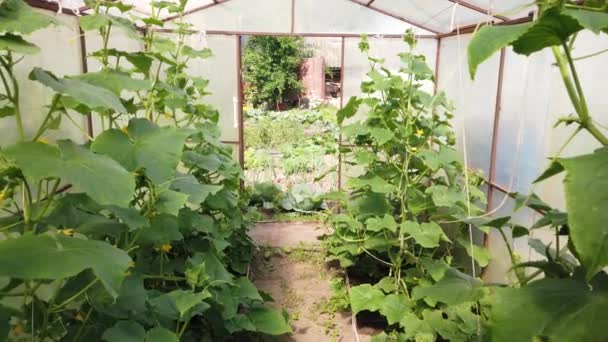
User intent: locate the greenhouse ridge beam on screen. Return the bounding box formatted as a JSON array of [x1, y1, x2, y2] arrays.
[[349, 0, 441, 34], [446, 0, 509, 21]]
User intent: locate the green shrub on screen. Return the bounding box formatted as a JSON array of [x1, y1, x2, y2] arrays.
[[243, 36, 311, 109]]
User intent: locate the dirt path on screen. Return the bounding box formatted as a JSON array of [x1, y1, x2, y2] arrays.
[[249, 221, 377, 342]]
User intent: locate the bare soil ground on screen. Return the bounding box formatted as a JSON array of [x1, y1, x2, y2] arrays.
[[249, 222, 378, 342]]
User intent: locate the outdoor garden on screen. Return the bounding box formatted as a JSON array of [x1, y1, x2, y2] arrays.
[[0, 0, 607, 341]]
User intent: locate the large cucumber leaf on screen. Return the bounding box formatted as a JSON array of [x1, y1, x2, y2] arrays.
[[3, 140, 135, 207], [29, 68, 127, 113], [0, 0, 58, 34], [91, 119, 192, 184], [490, 278, 608, 342], [559, 149, 608, 279], [0, 234, 131, 297]]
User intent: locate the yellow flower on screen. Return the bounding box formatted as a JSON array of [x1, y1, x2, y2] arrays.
[[120, 126, 129, 135], [12, 323, 23, 336], [415, 129, 424, 138], [160, 244, 172, 253], [411, 147, 418, 152], [37, 138, 50, 144], [59, 228, 75, 236], [163, 112, 172, 119]]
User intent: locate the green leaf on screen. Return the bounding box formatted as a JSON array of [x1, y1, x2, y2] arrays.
[[3, 141, 135, 207], [0, 234, 131, 297], [380, 294, 411, 325], [247, 307, 292, 335], [189, 251, 233, 283], [490, 279, 608, 342], [91, 129, 137, 171], [468, 23, 531, 79], [0, 0, 58, 34], [182, 45, 213, 59], [156, 189, 189, 216], [74, 69, 152, 95], [93, 120, 191, 184], [369, 127, 394, 145], [365, 214, 398, 233], [559, 149, 608, 279], [457, 238, 490, 267], [127, 119, 192, 184], [102, 321, 145, 342], [29, 68, 127, 113], [401, 221, 449, 248], [80, 14, 139, 41], [0, 33, 39, 54], [234, 277, 263, 301], [534, 160, 565, 183], [145, 327, 179, 342], [512, 9, 582, 56], [563, 9, 608, 34], [172, 290, 211, 319], [137, 214, 182, 245], [348, 175, 396, 193], [426, 185, 465, 207], [412, 268, 485, 305], [79, 14, 110, 31], [0, 306, 14, 341], [182, 151, 223, 172], [349, 284, 385, 314], [170, 174, 223, 205], [337, 97, 361, 126], [56, 141, 134, 207]]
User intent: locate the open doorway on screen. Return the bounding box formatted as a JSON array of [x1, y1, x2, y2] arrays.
[[241, 35, 342, 221]]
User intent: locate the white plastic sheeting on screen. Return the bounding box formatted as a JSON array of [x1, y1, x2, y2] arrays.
[[438, 34, 499, 177], [170, 0, 292, 33], [0, 11, 86, 145]]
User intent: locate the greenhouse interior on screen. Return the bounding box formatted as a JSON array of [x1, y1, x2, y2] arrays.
[[0, 0, 606, 341]]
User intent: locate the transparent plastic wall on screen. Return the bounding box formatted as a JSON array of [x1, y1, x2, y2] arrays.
[[188, 34, 240, 145], [340, 36, 437, 188], [172, 0, 291, 33], [437, 34, 500, 177], [0, 11, 86, 146], [437, 31, 608, 283], [371, 0, 493, 34], [294, 0, 416, 34]]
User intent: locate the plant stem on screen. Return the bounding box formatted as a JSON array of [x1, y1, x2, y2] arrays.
[[0, 54, 24, 140], [32, 95, 61, 141], [553, 44, 608, 145], [50, 279, 99, 313]]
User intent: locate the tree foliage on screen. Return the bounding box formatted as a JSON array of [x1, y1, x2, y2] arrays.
[[243, 36, 310, 109]]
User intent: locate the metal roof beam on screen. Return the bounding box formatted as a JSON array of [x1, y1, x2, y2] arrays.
[[349, 0, 440, 35], [446, 0, 509, 21]]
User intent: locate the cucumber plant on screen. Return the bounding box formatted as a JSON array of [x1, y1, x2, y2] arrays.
[[466, 1, 608, 340], [325, 31, 489, 341], [0, 0, 290, 340]]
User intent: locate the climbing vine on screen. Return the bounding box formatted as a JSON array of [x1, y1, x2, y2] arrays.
[[325, 31, 489, 341]]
